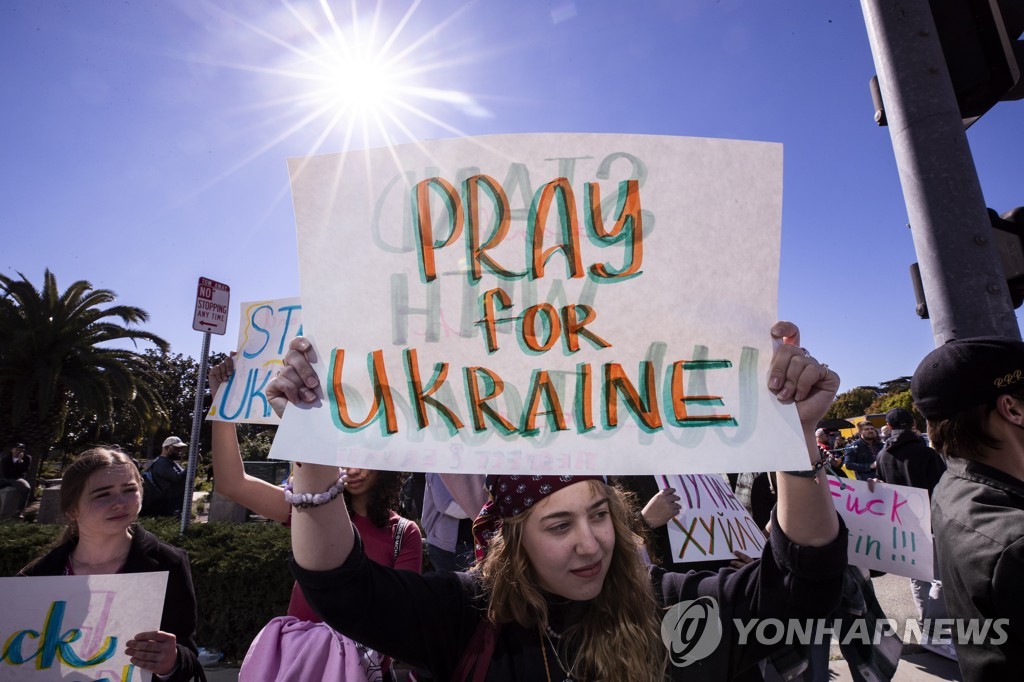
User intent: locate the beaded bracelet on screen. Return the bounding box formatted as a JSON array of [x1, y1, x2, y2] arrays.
[[283, 474, 346, 508], [782, 451, 846, 488]]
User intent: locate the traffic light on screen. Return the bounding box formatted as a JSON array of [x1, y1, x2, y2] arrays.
[[990, 206, 1024, 307], [909, 207, 1024, 316], [872, 0, 1024, 127], [932, 0, 1024, 126]]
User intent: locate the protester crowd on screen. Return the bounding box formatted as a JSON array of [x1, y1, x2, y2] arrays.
[[6, 327, 1022, 682]]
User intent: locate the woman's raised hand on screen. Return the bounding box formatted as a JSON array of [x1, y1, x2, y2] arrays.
[[208, 353, 235, 397], [641, 488, 682, 529], [768, 321, 840, 431], [266, 337, 321, 417]]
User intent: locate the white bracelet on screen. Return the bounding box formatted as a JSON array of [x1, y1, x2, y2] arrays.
[[283, 474, 346, 508]]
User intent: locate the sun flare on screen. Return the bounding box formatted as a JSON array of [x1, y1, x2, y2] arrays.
[[227, 1, 488, 154]]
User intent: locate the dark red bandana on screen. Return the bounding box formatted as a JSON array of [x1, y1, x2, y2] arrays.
[[472, 474, 605, 561]]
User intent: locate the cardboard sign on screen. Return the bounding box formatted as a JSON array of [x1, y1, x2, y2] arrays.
[[0, 572, 167, 681], [660, 474, 767, 563], [208, 297, 303, 424], [828, 477, 934, 580], [272, 133, 804, 474]]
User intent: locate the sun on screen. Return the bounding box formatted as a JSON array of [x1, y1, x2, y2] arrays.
[[206, 1, 491, 158], [314, 51, 399, 117]]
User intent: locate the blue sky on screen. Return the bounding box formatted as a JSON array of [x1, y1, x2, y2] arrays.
[[3, 0, 1021, 393]]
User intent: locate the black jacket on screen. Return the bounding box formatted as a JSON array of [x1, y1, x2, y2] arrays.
[[1, 450, 31, 479], [931, 458, 1024, 681], [21, 525, 203, 682], [292, 509, 847, 681], [875, 430, 946, 495]]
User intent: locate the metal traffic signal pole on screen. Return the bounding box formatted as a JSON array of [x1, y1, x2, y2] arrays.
[[861, 0, 1021, 343]]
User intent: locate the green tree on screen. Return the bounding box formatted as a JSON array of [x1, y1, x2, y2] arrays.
[[140, 350, 203, 459], [867, 390, 924, 429], [57, 351, 204, 458], [823, 386, 879, 420], [237, 426, 278, 461], [0, 270, 169, 486], [877, 376, 912, 395]]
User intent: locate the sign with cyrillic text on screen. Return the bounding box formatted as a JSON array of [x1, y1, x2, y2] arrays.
[[659, 474, 767, 563], [272, 133, 801, 474]]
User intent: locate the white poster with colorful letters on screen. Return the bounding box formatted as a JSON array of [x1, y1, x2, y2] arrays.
[[828, 477, 934, 580], [208, 297, 303, 425], [0, 572, 167, 681], [271, 133, 805, 474], [659, 474, 767, 563]]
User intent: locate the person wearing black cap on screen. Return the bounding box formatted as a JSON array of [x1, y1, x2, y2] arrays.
[[0, 443, 32, 518], [911, 337, 1024, 680], [874, 407, 950, 659]]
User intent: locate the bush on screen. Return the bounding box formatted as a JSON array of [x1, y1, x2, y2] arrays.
[[0, 521, 62, 575], [0, 518, 293, 662]]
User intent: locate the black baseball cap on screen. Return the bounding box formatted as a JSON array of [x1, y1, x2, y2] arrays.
[[885, 408, 915, 429], [912, 336, 1024, 421]]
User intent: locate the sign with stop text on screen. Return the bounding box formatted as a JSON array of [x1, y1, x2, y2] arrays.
[[0, 572, 166, 681], [271, 133, 802, 474], [208, 297, 303, 424], [192, 277, 230, 335]]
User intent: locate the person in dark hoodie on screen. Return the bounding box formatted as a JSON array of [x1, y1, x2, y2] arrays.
[[875, 407, 952, 660], [876, 408, 946, 495]]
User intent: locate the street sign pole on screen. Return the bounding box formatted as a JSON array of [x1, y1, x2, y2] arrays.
[[180, 331, 211, 534], [861, 0, 1021, 343], [181, 277, 230, 534]]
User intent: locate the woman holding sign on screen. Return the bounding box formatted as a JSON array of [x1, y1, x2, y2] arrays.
[[268, 321, 847, 681], [208, 356, 421, 681], [21, 448, 204, 681]]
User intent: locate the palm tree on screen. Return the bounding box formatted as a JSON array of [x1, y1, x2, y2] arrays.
[[0, 270, 170, 487]]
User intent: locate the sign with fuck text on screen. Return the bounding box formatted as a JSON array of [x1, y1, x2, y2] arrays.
[[659, 474, 767, 563], [0, 572, 166, 681], [829, 477, 934, 581], [271, 133, 803, 474], [208, 297, 303, 424]]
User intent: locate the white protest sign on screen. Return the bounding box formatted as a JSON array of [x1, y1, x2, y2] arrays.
[[208, 297, 303, 424], [0, 572, 167, 681], [659, 474, 767, 563], [828, 477, 934, 580], [272, 133, 804, 475]]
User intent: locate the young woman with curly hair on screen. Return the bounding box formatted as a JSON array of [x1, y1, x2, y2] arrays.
[[270, 322, 849, 681]]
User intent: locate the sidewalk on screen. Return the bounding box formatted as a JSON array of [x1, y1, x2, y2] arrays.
[[830, 648, 961, 680], [829, 572, 963, 681]]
